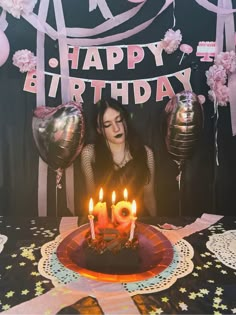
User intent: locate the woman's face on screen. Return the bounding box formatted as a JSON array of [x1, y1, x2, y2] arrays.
[[100, 107, 126, 145]]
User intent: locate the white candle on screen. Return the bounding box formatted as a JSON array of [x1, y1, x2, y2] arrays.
[[129, 200, 137, 241], [88, 198, 96, 239], [111, 191, 116, 222]]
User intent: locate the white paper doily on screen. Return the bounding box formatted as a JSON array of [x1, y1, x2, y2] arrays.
[[38, 227, 194, 296], [206, 230, 236, 270], [0, 234, 8, 254]]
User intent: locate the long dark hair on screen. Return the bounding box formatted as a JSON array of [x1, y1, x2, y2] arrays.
[[94, 98, 150, 189]]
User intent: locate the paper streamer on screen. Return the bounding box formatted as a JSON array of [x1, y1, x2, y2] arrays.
[[161, 213, 224, 244], [89, 0, 113, 19], [59, 217, 79, 234], [0, 10, 8, 31], [1, 278, 139, 315], [36, 0, 50, 216], [53, 0, 75, 215]]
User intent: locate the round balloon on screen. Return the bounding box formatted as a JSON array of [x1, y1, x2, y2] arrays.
[[0, 30, 10, 67], [164, 91, 204, 165], [32, 102, 85, 170]]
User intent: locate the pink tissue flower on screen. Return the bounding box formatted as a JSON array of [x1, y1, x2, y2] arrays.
[[215, 51, 236, 73], [0, 0, 38, 18], [161, 29, 182, 54], [206, 65, 227, 88], [12, 49, 36, 73], [206, 51, 236, 106]]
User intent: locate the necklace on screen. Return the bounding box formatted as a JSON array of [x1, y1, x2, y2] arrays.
[[113, 149, 130, 169]]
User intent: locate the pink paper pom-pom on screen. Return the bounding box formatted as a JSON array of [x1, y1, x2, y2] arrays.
[[206, 51, 236, 106], [161, 29, 182, 54], [12, 49, 36, 73], [0, 0, 38, 19]]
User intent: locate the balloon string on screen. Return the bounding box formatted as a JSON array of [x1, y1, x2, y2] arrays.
[[179, 53, 185, 65], [177, 170, 182, 216], [172, 0, 176, 28], [214, 101, 219, 166], [56, 168, 63, 189]]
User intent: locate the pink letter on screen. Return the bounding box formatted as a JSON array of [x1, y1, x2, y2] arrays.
[[48, 74, 60, 98], [127, 45, 144, 69], [68, 46, 79, 69], [83, 47, 103, 70], [133, 80, 151, 103], [110, 81, 129, 104], [91, 80, 106, 103], [147, 42, 164, 67], [23, 70, 37, 93], [156, 76, 175, 101], [70, 77, 86, 102], [175, 68, 192, 91], [106, 46, 124, 70]]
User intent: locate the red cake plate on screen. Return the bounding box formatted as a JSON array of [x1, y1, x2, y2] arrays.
[[57, 223, 174, 283]]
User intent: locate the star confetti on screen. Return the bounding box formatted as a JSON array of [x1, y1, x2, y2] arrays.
[[179, 302, 188, 311]]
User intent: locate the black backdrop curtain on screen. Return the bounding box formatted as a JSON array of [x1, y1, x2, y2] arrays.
[[0, 0, 236, 217]]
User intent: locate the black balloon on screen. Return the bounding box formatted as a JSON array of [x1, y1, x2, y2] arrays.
[[165, 91, 204, 164], [32, 102, 85, 170]]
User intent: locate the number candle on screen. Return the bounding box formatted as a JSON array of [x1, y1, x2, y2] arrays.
[[88, 198, 96, 239], [94, 188, 108, 228], [129, 200, 137, 241]]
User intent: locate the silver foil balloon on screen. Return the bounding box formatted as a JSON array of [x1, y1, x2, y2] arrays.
[[165, 91, 204, 165], [32, 102, 85, 170]]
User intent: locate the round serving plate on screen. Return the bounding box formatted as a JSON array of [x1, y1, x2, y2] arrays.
[[56, 223, 174, 282]]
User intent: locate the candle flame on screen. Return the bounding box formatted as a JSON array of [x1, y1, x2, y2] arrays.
[[99, 188, 103, 202], [89, 198, 94, 214], [131, 200, 136, 216], [124, 188, 128, 201], [112, 191, 116, 204]]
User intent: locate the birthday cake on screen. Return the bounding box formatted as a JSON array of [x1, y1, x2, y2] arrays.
[[71, 190, 142, 274]]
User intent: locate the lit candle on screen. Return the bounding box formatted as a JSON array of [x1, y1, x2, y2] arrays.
[[129, 200, 137, 241], [123, 188, 128, 201], [88, 198, 96, 239], [94, 188, 108, 228]]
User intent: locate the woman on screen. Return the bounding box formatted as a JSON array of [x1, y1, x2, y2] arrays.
[[81, 98, 156, 216]]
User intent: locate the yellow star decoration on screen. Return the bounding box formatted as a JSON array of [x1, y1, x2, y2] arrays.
[[5, 291, 15, 298], [188, 292, 197, 300], [152, 307, 163, 315], [21, 289, 29, 295], [179, 287, 186, 293], [31, 272, 40, 276], [214, 311, 222, 315], [20, 244, 36, 261], [19, 262, 26, 266], [192, 272, 199, 277], [221, 270, 227, 274], [5, 265, 12, 270], [2, 304, 11, 310], [196, 266, 202, 270], [231, 308, 236, 313], [11, 254, 17, 258], [161, 297, 169, 302], [200, 289, 209, 295]]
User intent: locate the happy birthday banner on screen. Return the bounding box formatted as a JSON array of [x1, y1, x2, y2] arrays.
[[23, 43, 192, 104]]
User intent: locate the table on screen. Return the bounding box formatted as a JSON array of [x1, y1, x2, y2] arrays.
[[0, 215, 236, 314]]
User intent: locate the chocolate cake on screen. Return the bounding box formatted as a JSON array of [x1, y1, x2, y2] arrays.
[[70, 226, 141, 274]]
